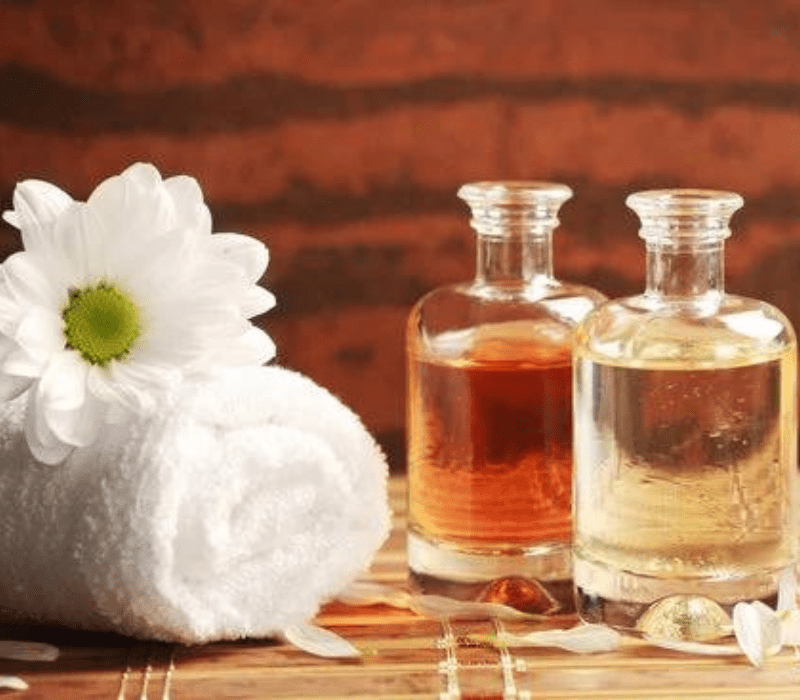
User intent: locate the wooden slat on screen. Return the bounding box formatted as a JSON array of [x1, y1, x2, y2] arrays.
[[1, 476, 798, 699]]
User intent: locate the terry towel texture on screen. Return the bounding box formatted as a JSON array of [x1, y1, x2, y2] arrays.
[[0, 365, 391, 643]]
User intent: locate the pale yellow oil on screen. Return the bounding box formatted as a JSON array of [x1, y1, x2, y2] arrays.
[[573, 344, 798, 615]]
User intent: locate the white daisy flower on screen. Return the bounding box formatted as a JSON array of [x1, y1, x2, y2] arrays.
[[0, 162, 276, 464]]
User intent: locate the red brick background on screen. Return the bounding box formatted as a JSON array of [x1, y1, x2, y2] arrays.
[[2, 0, 800, 469]]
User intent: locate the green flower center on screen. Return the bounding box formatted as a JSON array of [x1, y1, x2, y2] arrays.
[[62, 282, 141, 366]]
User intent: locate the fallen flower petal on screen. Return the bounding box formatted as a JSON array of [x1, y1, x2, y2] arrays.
[[733, 601, 783, 668], [778, 609, 800, 645], [0, 676, 27, 691], [283, 623, 360, 659], [501, 624, 622, 654], [336, 580, 414, 609], [0, 641, 59, 662], [776, 568, 797, 612]]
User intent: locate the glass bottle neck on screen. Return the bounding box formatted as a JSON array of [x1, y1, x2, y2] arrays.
[[645, 241, 724, 301], [475, 233, 553, 286]]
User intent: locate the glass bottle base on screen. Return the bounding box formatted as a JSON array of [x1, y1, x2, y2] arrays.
[[574, 556, 785, 634], [407, 530, 574, 614]]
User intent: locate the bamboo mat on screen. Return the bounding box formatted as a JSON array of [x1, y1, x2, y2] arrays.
[[2, 477, 799, 699]]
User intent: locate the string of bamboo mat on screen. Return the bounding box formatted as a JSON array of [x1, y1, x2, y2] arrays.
[[1, 476, 799, 699]]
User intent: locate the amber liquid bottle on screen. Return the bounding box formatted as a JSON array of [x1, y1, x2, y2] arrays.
[[406, 182, 605, 612], [573, 189, 799, 636]]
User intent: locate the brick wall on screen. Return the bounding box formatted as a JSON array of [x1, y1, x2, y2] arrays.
[[3, 0, 800, 470]]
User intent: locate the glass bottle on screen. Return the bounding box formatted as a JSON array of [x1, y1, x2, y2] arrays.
[[406, 181, 606, 613], [573, 189, 799, 636]]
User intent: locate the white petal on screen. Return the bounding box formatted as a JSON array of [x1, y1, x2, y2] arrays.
[[27, 352, 105, 454], [183, 257, 248, 303], [0, 373, 33, 402], [38, 351, 87, 412], [50, 203, 108, 285], [20, 221, 57, 261], [8, 179, 73, 229], [142, 297, 250, 368], [2, 346, 46, 378], [87, 163, 177, 246], [0, 335, 34, 400], [1, 306, 64, 378], [2, 253, 61, 309], [105, 360, 180, 413], [779, 610, 800, 645], [209, 233, 269, 282], [0, 676, 28, 691], [0, 292, 24, 337], [777, 568, 797, 612], [507, 624, 623, 654], [86, 365, 139, 413], [164, 175, 211, 235], [337, 581, 414, 609], [0, 640, 59, 661], [181, 301, 248, 331], [122, 162, 162, 184], [209, 326, 276, 367], [240, 285, 276, 318], [0, 333, 18, 360], [282, 624, 360, 659], [181, 255, 270, 322], [733, 604, 766, 667], [45, 392, 103, 448], [134, 327, 208, 368], [133, 297, 215, 364], [87, 362, 161, 415], [3, 184, 71, 278], [122, 227, 196, 298], [242, 326, 277, 364], [733, 601, 782, 668], [14, 306, 64, 364], [24, 386, 74, 465]]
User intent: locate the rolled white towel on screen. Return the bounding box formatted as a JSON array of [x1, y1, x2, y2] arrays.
[[0, 365, 390, 644]]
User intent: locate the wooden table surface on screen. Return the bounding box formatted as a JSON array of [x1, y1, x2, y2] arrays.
[[2, 477, 799, 699]]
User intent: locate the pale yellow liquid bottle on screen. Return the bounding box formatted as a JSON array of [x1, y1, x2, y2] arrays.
[[572, 189, 799, 636]]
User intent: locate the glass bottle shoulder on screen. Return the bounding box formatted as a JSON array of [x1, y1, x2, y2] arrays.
[[408, 278, 606, 365], [574, 292, 797, 368]]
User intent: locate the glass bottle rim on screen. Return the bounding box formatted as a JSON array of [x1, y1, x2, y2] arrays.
[[626, 189, 744, 217], [627, 189, 744, 243], [458, 181, 573, 207]]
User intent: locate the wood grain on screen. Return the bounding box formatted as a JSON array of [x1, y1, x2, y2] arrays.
[[3, 1, 800, 468], [4, 0, 800, 85]]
